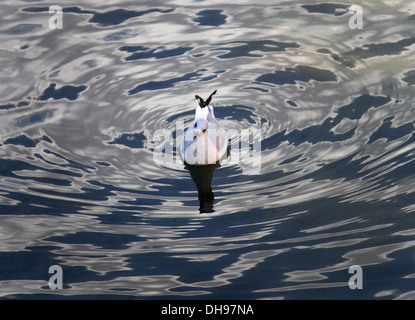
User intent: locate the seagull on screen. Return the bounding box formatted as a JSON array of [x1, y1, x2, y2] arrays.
[[180, 90, 228, 165]]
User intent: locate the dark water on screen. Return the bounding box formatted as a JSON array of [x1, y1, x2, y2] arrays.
[[1, 0, 415, 299]]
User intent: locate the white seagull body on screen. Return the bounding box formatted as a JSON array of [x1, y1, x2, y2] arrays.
[[180, 90, 228, 165]]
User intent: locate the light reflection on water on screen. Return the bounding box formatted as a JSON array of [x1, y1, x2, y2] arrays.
[[0, 0, 415, 299]]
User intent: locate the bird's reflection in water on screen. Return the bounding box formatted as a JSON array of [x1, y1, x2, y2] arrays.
[[184, 162, 220, 213]]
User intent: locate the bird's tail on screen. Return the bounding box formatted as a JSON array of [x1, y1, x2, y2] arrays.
[[195, 90, 217, 108]]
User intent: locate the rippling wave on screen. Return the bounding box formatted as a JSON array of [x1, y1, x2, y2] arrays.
[[1, 0, 415, 299]]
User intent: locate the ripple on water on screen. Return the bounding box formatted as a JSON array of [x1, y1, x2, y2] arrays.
[[0, 1, 415, 299]]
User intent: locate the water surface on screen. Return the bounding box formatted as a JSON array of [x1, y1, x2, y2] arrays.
[[1, 0, 415, 299]]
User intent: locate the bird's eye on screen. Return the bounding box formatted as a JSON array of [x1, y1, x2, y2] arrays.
[[194, 123, 197, 128], [203, 129, 207, 133]]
